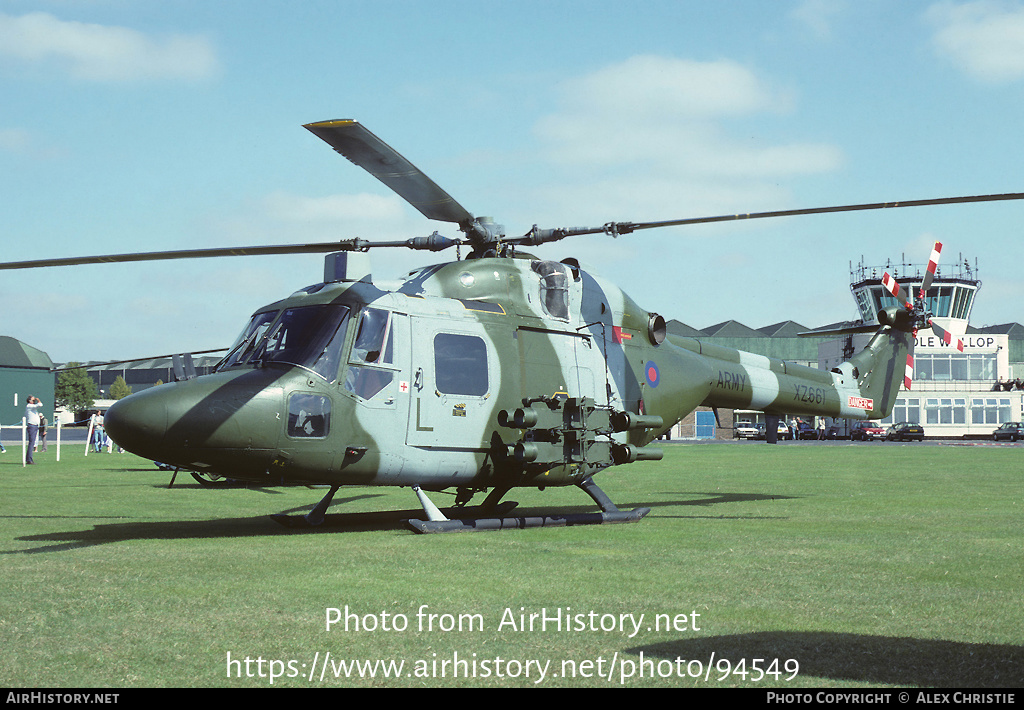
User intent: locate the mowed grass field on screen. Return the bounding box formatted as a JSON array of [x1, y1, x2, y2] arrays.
[[1, 441, 1021, 688]]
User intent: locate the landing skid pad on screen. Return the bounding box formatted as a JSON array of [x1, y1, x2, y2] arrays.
[[406, 476, 649, 534], [270, 500, 519, 529], [405, 506, 650, 534]]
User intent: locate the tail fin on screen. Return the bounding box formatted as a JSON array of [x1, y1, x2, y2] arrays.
[[846, 308, 914, 420]]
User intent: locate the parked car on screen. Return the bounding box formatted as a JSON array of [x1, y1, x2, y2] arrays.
[[794, 421, 817, 439], [735, 421, 760, 439], [992, 422, 1024, 442], [886, 422, 925, 441], [851, 421, 886, 441], [753, 422, 792, 440]]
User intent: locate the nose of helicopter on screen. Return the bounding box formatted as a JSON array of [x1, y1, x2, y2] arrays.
[[104, 388, 169, 458], [103, 369, 290, 476]]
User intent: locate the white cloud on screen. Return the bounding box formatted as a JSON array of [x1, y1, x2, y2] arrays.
[[263, 192, 408, 226], [0, 11, 219, 82], [790, 0, 846, 40], [0, 127, 63, 159], [555, 55, 791, 121], [926, 1, 1024, 83], [529, 55, 843, 222], [0, 127, 33, 154]]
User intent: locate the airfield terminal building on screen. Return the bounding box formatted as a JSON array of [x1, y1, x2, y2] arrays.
[[667, 253, 1023, 440]]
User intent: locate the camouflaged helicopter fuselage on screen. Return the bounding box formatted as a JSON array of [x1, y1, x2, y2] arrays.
[[104, 255, 909, 492]]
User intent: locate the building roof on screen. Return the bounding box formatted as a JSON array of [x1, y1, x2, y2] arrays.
[[0, 336, 53, 369], [701, 320, 765, 338], [758, 321, 810, 338], [969, 322, 1024, 338], [665, 320, 704, 337]]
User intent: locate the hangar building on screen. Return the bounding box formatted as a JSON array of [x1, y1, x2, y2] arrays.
[[0, 336, 55, 432]]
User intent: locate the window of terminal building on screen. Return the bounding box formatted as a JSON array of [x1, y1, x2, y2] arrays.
[[914, 353, 995, 381], [883, 397, 920, 425], [926, 398, 966, 425], [971, 398, 1012, 425]]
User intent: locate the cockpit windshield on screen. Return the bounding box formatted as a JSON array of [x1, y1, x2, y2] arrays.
[[217, 310, 278, 370], [216, 305, 352, 380]]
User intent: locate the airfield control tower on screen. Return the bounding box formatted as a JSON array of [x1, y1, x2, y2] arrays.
[[819, 253, 1021, 438], [848, 253, 979, 340]]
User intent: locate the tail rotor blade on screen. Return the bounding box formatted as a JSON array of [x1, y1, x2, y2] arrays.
[[905, 353, 915, 390], [919, 241, 943, 299], [882, 272, 913, 310], [930, 319, 965, 352]]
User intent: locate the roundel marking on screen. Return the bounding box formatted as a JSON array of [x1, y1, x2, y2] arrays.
[[645, 361, 660, 388]]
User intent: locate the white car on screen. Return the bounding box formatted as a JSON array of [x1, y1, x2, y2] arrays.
[[735, 421, 759, 439]]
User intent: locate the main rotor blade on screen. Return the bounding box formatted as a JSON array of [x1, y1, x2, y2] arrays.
[[0, 242, 356, 270], [54, 348, 228, 370], [619, 192, 1024, 233], [304, 119, 475, 227], [0, 235, 462, 271], [515, 192, 1024, 247]]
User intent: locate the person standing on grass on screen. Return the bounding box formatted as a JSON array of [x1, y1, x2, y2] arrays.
[[25, 395, 43, 465], [91, 412, 106, 453]]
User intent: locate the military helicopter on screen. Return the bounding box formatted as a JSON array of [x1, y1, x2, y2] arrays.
[[4, 120, 1022, 533]]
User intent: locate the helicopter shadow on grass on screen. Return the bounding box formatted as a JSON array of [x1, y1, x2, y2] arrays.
[[643, 491, 801, 521], [5, 492, 396, 554], [628, 631, 1024, 687], [6, 488, 801, 554]]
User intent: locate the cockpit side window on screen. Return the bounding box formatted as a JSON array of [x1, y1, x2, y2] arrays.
[[350, 307, 393, 365], [343, 308, 395, 401], [310, 310, 352, 381]]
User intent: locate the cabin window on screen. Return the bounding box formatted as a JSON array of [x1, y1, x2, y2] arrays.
[[532, 261, 570, 320], [434, 333, 488, 396], [287, 393, 331, 438]]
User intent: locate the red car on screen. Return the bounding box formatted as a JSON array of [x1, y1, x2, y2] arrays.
[[851, 421, 886, 441]]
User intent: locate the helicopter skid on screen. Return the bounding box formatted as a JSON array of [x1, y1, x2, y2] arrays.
[[269, 500, 520, 529], [404, 506, 651, 534], [406, 475, 648, 533]]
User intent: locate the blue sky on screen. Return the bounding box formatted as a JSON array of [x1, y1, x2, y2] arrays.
[[2, 0, 1023, 363]]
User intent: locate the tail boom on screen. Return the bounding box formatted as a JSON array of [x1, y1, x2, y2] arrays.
[[669, 318, 911, 423]]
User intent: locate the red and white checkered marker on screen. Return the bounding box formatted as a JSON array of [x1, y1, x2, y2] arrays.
[[905, 353, 915, 389], [882, 272, 913, 310]]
